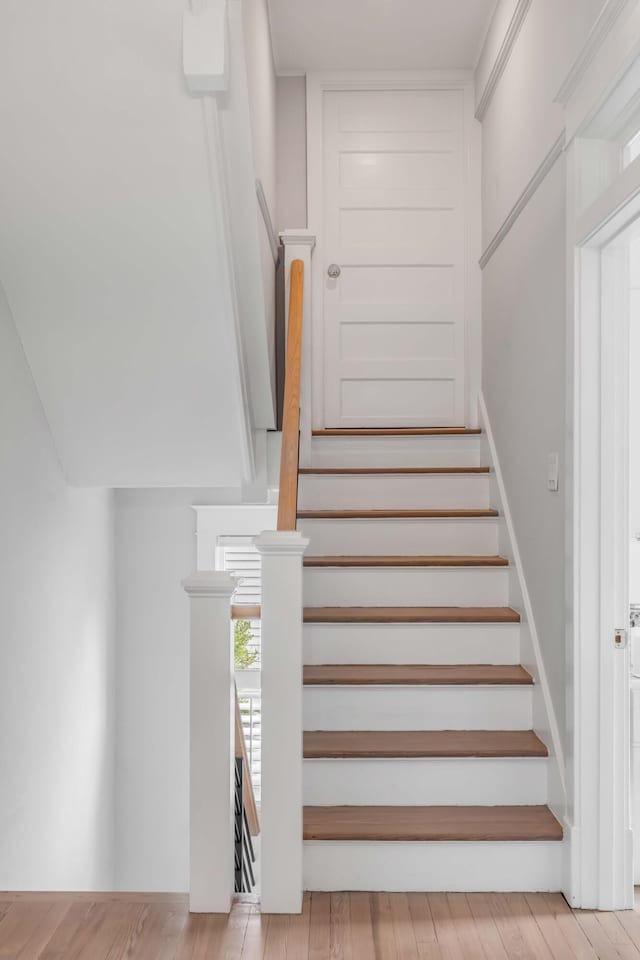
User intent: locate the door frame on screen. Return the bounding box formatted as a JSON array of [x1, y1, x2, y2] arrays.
[[569, 168, 638, 909], [305, 71, 481, 430]]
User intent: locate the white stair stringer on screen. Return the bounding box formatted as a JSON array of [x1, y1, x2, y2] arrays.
[[303, 840, 563, 892], [304, 756, 548, 806], [303, 684, 532, 731], [303, 622, 521, 665]]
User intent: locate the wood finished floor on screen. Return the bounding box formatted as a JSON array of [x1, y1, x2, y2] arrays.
[[4, 890, 640, 958]]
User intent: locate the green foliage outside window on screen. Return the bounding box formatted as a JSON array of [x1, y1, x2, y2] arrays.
[[234, 619, 259, 670]]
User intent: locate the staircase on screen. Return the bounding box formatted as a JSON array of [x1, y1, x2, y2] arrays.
[[297, 427, 563, 892]]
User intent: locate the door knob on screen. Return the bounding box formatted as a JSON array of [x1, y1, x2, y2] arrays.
[[327, 264, 341, 279]]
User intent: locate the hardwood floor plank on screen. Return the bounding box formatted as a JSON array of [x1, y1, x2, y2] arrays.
[[263, 914, 289, 960], [303, 729, 550, 761], [349, 893, 376, 957], [330, 891, 353, 960], [14, 900, 72, 960], [372, 893, 399, 960], [287, 892, 311, 958], [36, 901, 97, 960], [0, 902, 66, 958], [595, 912, 640, 958], [309, 893, 331, 960], [464, 894, 509, 960], [524, 893, 589, 960], [406, 893, 437, 946], [446, 894, 489, 959], [240, 907, 271, 959], [389, 893, 420, 960], [428, 894, 466, 960], [486, 893, 537, 960], [574, 910, 635, 959], [615, 905, 640, 953], [540, 895, 599, 960], [220, 904, 254, 960], [502, 893, 555, 960]]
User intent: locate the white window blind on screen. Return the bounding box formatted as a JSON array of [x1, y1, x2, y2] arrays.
[[219, 535, 261, 667]]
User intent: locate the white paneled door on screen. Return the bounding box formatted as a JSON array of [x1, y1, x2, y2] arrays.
[[321, 88, 467, 427]]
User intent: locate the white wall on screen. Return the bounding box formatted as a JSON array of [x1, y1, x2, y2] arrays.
[[276, 76, 308, 230], [476, 1, 604, 771], [0, 284, 116, 891], [630, 238, 640, 603], [114, 490, 197, 892]]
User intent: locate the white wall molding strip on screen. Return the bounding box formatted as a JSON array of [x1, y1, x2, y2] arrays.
[[479, 131, 566, 269], [475, 0, 532, 121], [554, 0, 634, 105], [478, 392, 567, 811]]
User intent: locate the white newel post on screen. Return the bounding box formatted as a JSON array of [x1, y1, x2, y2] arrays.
[[255, 531, 309, 913], [182, 571, 236, 914], [280, 230, 316, 468]]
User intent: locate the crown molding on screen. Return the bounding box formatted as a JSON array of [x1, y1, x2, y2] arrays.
[[555, 0, 633, 106], [479, 130, 566, 269], [475, 0, 532, 121]]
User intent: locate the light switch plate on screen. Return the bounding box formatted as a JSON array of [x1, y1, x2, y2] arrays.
[[547, 453, 559, 492]]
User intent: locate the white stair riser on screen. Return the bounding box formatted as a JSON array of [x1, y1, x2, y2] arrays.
[[303, 567, 509, 607], [304, 757, 548, 806], [303, 841, 562, 892], [298, 474, 490, 510], [311, 435, 481, 468], [304, 686, 532, 731], [303, 623, 521, 665], [298, 518, 499, 556]]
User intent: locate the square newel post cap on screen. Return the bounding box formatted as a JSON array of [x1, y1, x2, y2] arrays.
[[279, 229, 316, 250], [254, 531, 310, 556], [182, 571, 238, 598]]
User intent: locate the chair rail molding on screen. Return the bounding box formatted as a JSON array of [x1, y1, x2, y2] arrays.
[[479, 131, 566, 269], [475, 0, 532, 121]]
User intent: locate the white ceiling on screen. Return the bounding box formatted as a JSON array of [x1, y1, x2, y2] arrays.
[[267, 0, 497, 74]]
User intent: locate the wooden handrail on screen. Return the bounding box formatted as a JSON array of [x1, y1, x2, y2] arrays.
[[277, 259, 304, 530], [235, 685, 260, 837], [231, 604, 261, 621]]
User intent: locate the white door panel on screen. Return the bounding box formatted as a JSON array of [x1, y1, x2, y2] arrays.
[[322, 88, 467, 427]]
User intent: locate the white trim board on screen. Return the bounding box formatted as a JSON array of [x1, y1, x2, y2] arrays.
[[478, 393, 567, 824], [479, 132, 566, 269], [305, 71, 482, 429], [555, 0, 635, 106], [475, 0, 532, 121]]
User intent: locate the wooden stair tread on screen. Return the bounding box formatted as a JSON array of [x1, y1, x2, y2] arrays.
[[299, 466, 489, 475], [303, 664, 533, 685], [312, 428, 481, 436], [304, 555, 508, 568], [298, 509, 499, 519], [303, 805, 563, 842], [303, 729, 548, 759], [304, 606, 521, 624]]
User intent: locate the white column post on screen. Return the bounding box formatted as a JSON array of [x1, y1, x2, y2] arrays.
[[254, 530, 309, 913], [280, 230, 316, 468], [182, 571, 237, 913]]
